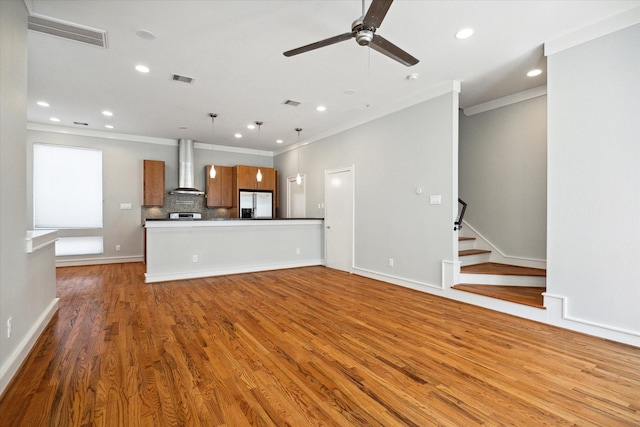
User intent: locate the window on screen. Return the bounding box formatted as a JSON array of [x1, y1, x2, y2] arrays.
[[33, 143, 103, 255]]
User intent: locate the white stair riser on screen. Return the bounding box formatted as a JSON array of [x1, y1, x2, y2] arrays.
[[458, 240, 476, 251], [459, 273, 546, 287], [459, 253, 491, 266]]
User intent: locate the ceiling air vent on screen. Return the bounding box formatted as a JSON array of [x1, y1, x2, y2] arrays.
[[171, 74, 194, 84], [283, 99, 301, 107], [28, 14, 107, 48]]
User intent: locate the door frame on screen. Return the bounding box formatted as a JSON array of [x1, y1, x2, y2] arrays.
[[286, 174, 306, 218], [324, 164, 355, 272]]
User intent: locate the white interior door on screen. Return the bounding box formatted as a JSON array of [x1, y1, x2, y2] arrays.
[[324, 165, 354, 272], [287, 175, 305, 218]]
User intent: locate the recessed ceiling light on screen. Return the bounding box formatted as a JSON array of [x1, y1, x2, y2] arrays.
[[135, 64, 150, 73], [247, 124, 256, 130], [37, 101, 50, 107], [105, 124, 114, 129], [135, 29, 155, 40], [276, 139, 283, 144], [49, 117, 60, 122], [527, 69, 543, 77], [316, 105, 327, 112], [102, 110, 113, 117], [234, 133, 242, 138], [455, 28, 474, 40]]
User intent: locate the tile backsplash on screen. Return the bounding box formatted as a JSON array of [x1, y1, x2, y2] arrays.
[[141, 192, 229, 221]]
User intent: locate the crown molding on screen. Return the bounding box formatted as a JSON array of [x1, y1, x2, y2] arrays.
[[545, 6, 640, 56], [462, 85, 547, 116], [27, 122, 273, 157]]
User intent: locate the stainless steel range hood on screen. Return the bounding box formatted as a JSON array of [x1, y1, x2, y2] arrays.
[[170, 139, 204, 195]]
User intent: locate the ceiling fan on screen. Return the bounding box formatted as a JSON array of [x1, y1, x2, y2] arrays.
[[283, 0, 419, 67]]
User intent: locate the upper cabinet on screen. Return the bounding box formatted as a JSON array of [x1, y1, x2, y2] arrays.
[[234, 165, 275, 191], [143, 160, 165, 206], [205, 165, 233, 208]]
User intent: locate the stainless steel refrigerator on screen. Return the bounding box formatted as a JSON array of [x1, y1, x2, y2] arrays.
[[239, 191, 273, 219]]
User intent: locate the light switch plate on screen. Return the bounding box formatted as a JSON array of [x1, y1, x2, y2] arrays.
[[429, 195, 442, 205], [120, 203, 132, 210]]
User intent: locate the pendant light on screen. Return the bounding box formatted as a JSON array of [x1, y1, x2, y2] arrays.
[[255, 121, 263, 182], [295, 128, 302, 185], [208, 113, 217, 178]]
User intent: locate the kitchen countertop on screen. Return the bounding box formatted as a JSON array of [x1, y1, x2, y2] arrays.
[[144, 217, 323, 222], [144, 218, 323, 228]]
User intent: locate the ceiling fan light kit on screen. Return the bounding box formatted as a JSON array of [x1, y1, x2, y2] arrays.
[[283, 0, 419, 67]]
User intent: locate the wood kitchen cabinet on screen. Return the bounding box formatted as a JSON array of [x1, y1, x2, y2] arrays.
[[234, 165, 275, 191], [143, 160, 165, 206], [205, 165, 232, 207]]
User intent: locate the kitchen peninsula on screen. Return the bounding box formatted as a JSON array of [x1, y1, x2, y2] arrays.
[[144, 219, 323, 283]]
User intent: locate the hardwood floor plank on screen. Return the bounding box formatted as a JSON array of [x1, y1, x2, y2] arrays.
[[453, 283, 545, 308], [1, 263, 638, 426]]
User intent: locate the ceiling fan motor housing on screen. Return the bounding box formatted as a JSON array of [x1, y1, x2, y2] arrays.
[[356, 29, 374, 45]]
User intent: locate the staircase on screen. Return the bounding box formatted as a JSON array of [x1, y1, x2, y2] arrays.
[[453, 236, 547, 309]]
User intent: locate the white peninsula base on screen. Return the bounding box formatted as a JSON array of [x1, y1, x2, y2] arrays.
[[144, 219, 324, 283]]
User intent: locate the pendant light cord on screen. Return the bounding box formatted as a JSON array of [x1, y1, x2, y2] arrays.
[[295, 128, 302, 185], [209, 113, 217, 178], [255, 121, 263, 182]]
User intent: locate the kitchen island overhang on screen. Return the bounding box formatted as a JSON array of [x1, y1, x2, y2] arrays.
[[144, 219, 324, 283]]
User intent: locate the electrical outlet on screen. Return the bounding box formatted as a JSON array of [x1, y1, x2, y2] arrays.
[[296, 248, 301, 255], [388, 258, 394, 267], [115, 244, 121, 252], [192, 255, 198, 263], [7, 317, 12, 338]]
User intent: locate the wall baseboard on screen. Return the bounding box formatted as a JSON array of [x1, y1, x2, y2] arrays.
[[56, 255, 143, 267], [353, 266, 444, 291], [543, 293, 640, 347], [0, 298, 59, 397]]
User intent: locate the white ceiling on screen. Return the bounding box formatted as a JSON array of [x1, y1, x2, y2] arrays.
[[26, 0, 639, 152]]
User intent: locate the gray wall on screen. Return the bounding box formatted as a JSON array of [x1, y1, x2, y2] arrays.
[[1, 0, 58, 393], [459, 95, 547, 260], [26, 130, 273, 264], [275, 92, 459, 287], [547, 24, 640, 333]]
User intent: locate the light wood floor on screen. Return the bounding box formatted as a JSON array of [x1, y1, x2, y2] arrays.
[[1, 263, 638, 426]]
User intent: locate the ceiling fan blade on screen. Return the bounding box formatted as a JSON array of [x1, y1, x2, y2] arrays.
[[363, 0, 394, 28], [284, 32, 355, 57], [369, 34, 419, 66]]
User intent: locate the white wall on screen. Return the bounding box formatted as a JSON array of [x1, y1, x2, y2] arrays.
[[26, 128, 274, 265], [276, 91, 459, 288], [459, 95, 547, 261], [547, 24, 640, 337], [0, 0, 58, 395]]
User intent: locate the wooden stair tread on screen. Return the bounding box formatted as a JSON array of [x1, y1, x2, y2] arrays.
[[458, 237, 476, 241], [461, 262, 546, 277], [453, 284, 546, 309], [459, 249, 491, 256]]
